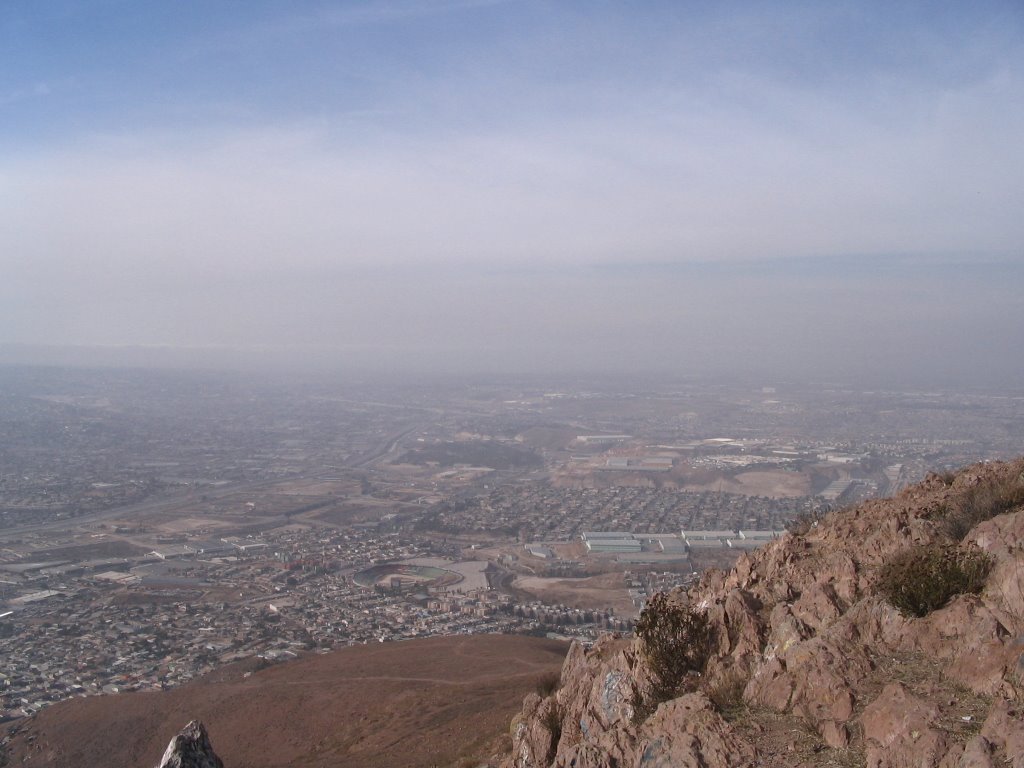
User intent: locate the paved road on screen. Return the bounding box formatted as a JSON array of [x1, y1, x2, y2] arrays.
[[347, 425, 420, 468]]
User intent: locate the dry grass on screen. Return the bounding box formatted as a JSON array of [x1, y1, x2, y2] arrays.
[[942, 471, 1024, 540], [704, 666, 749, 721], [727, 708, 864, 768], [0, 635, 568, 768], [730, 650, 992, 767], [875, 543, 992, 618], [866, 651, 990, 747]]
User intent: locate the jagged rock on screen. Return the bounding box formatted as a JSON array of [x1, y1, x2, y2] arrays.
[[722, 588, 766, 658], [747, 635, 871, 724], [957, 735, 995, 768], [557, 635, 638, 748], [978, 698, 1024, 768], [969, 508, 1024, 559], [636, 694, 755, 767], [761, 603, 813, 661], [791, 581, 842, 631], [549, 741, 611, 768], [860, 683, 950, 768], [820, 719, 849, 749], [551, 694, 754, 768], [511, 694, 561, 768], [899, 595, 1022, 696], [969, 512, 1024, 635], [156, 720, 224, 768], [504, 459, 1024, 768], [985, 557, 1024, 634], [827, 596, 907, 650]]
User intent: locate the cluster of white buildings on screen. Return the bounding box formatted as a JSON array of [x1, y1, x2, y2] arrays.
[[581, 528, 784, 554]]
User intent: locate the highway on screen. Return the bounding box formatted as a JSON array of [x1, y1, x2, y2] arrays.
[[0, 477, 287, 542]]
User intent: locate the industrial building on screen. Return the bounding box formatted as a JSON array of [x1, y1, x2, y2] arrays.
[[581, 529, 782, 555], [584, 538, 642, 553], [681, 529, 782, 550], [524, 544, 555, 559]]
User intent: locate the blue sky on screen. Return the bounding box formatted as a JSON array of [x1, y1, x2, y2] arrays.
[[2, 1, 1023, 381]]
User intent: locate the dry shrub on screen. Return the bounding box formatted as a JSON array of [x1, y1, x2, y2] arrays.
[[942, 472, 1024, 540], [534, 669, 561, 697], [704, 666, 749, 719], [786, 508, 824, 536], [935, 469, 958, 487], [632, 592, 714, 721], [875, 543, 993, 618]]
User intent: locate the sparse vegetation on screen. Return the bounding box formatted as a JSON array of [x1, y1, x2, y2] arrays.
[[540, 700, 562, 763], [786, 507, 826, 536], [534, 669, 561, 697], [875, 543, 993, 618], [941, 471, 1024, 540], [631, 592, 714, 722], [704, 666, 749, 720]]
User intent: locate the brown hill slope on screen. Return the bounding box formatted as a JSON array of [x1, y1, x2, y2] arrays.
[[2, 634, 568, 768], [508, 458, 1024, 767]]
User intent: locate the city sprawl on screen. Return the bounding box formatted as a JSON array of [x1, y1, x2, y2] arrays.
[[2, 367, 1022, 720]]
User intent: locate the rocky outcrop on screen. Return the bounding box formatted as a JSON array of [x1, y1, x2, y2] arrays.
[[860, 682, 952, 767], [505, 459, 1024, 767], [156, 721, 224, 768], [552, 694, 756, 768]]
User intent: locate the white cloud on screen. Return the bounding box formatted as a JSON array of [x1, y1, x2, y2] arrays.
[[5, 71, 1023, 289], [2, 1, 1022, 380]]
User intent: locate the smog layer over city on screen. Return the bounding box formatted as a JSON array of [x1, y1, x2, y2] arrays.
[[1, 2, 1023, 767]]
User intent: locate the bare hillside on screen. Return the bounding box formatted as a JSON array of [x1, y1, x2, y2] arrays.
[[2, 634, 568, 768]]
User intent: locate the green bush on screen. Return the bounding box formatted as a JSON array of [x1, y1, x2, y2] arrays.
[[633, 592, 713, 719], [875, 544, 993, 618], [943, 473, 1024, 540]]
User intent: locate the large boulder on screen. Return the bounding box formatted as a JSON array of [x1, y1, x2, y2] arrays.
[[156, 721, 224, 768], [860, 683, 951, 768]]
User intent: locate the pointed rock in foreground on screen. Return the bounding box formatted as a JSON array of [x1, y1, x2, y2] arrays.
[[156, 720, 224, 768]]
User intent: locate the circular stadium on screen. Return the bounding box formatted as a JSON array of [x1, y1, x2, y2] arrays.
[[353, 562, 463, 592]]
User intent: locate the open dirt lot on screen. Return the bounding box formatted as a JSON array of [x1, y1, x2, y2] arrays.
[[513, 572, 637, 616], [683, 469, 811, 498], [270, 479, 361, 496], [154, 516, 236, 533]]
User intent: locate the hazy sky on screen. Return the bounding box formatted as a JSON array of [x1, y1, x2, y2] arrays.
[[2, 1, 1023, 384]]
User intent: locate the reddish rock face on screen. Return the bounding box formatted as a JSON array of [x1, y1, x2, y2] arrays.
[[548, 695, 756, 768], [505, 459, 1024, 768], [978, 699, 1024, 768], [819, 719, 848, 749], [860, 683, 950, 768]]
